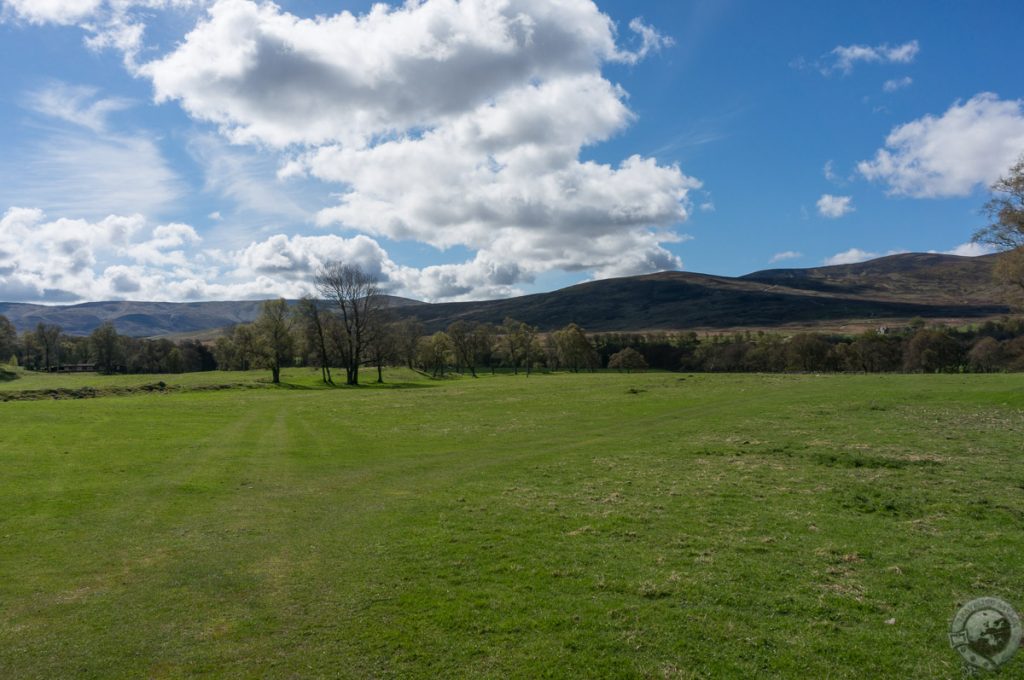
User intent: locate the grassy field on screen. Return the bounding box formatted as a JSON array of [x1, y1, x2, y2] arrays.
[[1, 368, 1022, 678]]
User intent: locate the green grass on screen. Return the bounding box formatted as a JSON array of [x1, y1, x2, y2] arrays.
[[1, 370, 1023, 678]]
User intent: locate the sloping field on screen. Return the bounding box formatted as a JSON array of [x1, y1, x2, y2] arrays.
[[1, 370, 1022, 677]]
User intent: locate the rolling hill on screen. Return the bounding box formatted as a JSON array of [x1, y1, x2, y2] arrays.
[[0, 253, 1012, 337]]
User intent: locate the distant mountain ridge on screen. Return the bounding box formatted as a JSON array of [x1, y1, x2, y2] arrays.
[[0, 253, 1011, 337]]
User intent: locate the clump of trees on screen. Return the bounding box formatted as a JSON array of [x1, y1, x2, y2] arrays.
[[499, 317, 541, 375], [90, 322, 123, 374], [409, 319, 497, 374], [213, 324, 257, 372], [314, 262, 385, 386], [418, 331, 454, 377], [551, 323, 599, 372], [608, 347, 648, 373], [212, 263, 393, 385]]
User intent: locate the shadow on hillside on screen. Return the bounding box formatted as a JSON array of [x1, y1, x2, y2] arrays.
[[0, 368, 19, 382]]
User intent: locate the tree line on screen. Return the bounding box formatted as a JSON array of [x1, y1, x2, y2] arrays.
[[0, 317, 217, 375], [590, 318, 1024, 374], [216, 308, 610, 382], [5, 304, 1024, 380]]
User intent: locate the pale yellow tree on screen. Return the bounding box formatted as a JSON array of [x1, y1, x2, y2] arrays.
[[975, 155, 1024, 307]]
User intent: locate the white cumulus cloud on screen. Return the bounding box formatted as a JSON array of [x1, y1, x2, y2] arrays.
[[4, 0, 695, 301], [883, 76, 913, 92], [823, 248, 878, 266], [2, 0, 102, 24], [0, 206, 543, 303], [938, 242, 997, 257], [3, 1, 204, 65], [0, 207, 149, 301], [823, 248, 908, 266], [769, 251, 802, 264], [828, 40, 919, 74], [858, 93, 1024, 197], [137, 0, 694, 294], [619, 17, 674, 64], [816, 194, 854, 218], [141, 0, 633, 147], [823, 160, 839, 183]]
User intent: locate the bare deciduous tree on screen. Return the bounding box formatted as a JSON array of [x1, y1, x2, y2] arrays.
[[295, 296, 334, 384], [365, 315, 397, 383], [993, 248, 1024, 302], [976, 155, 1024, 250], [315, 262, 384, 386], [975, 155, 1024, 305]]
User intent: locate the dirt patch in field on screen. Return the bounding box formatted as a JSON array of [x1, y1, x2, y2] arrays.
[[0, 382, 263, 402]]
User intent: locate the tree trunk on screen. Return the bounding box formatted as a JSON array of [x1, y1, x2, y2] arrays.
[[272, 365, 281, 383]]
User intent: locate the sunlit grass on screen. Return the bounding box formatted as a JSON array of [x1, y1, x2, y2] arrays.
[[1, 371, 1022, 677]]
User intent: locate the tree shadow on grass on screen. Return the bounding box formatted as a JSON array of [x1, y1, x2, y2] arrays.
[[270, 381, 316, 390], [265, 379, 435, 391], [318, 380, 436, 390]]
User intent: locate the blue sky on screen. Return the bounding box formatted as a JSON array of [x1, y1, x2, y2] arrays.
[[0, 0, 1022, 303]]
